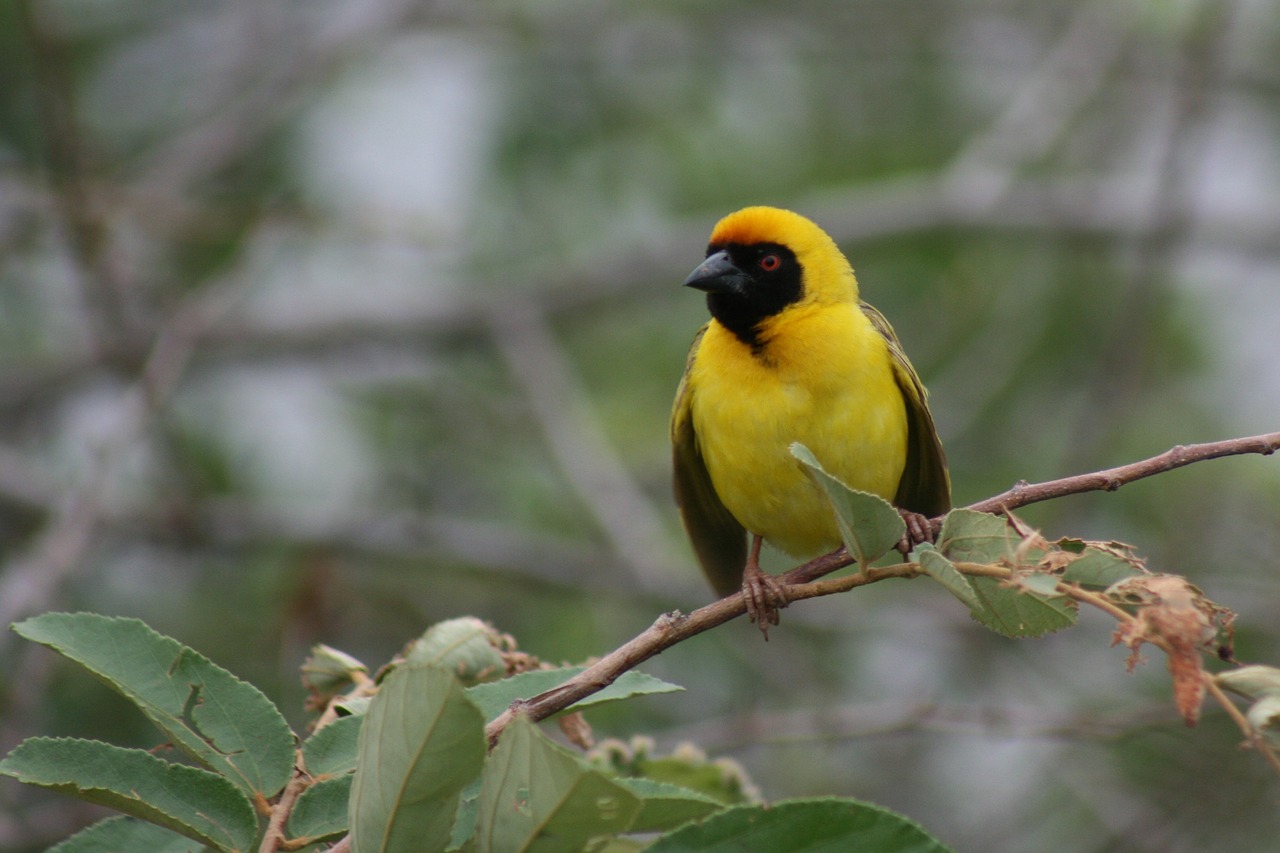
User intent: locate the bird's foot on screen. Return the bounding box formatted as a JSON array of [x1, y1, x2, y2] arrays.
[[896, 508, 936, 556], [742, 559, 788, 640]]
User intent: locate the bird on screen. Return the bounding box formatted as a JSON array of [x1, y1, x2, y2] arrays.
[[670, 206, 950, 635]]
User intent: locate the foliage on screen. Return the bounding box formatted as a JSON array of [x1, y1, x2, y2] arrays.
[[5, 465, 1279, 852]]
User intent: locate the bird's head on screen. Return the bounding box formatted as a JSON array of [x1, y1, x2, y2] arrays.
[[683, 207, 858, 348]]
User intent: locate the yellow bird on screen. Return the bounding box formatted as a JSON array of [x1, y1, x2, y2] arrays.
[[671, 206, 950, 632]]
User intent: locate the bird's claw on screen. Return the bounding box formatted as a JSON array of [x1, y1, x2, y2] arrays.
[[896, 508, 936, 556], [742, 564, 788, 640]]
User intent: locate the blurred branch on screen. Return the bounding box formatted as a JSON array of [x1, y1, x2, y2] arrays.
[[661, 699, 1177, 753], [482, 431, 1280, 748], [17, 0, 141, 353], [0, 279, 246, 645], [487, 301, 678, 588]]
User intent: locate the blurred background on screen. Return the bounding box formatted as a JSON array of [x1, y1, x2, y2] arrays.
[[2, 0, 1279, 850]]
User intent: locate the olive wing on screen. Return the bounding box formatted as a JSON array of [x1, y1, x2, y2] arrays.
[[860, 302, 952, 517], [671, 324, 748, 596]]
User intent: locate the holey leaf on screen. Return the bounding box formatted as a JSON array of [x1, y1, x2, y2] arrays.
[[349, 663, 486, 853], [12, 612, 294, 799], [0, 738, 257, 853], [791, 443, 904, 566]]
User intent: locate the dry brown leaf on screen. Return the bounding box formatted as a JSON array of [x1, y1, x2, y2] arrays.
[[1108, 575, 1233, 726]]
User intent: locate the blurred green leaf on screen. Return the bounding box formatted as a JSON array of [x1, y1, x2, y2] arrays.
[[476, 715, 641, 853], [406, 617, 507, 686], [349, 664, 486, 853], [289, 774, 352, 844], [303, 714, 363, 778], [13, 613, 295, 798], [0, 738, 257, 853], [644, 797, 953, 852], [47, 816, 202, 853], [613, 778, 722, 834], [466, 667, 682, 722], [302, 644, 369, 700], [792, 443, 905, 565]]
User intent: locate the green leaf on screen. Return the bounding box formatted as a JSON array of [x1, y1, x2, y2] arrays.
[[406, 617, 507, 686], [614, 778, 722, 834], [1060, 545, 1146, 587], [12, 612, 295, 798], [936, 509, 1016, 564], [47, 816, 203, 853], [791, 443, 904, 566], [644, 797, 953, 852], [349, 664, 486, 853], [916, 546, 981, 612], [302, 644, 369, 698], [0, 737, 258, 852], [477, 716, 642, 853], [303, 714, 363, 777], [450, 778, 483, 851], [967, 577, 1077, 638], [289, 774, 352, 844], [467, 668, 682, 722]]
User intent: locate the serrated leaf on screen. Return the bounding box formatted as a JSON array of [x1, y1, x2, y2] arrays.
[[791, 443, 904, 565], [47, 816, 203, 853], [1216, 665, 1280, 701], [613, 778, 722, 834], [968, 577, 1077, 638], [0, 738, 257, 852], [644, 796, 953, 852], [406, 618, 507, 686], [349, 664, 486, 853], [916, 547, 981, 612], [476, 716, 641, 853], [13, 613, 294, 798], [467, 668, 682, 723], [303, 714, 363, 777], [937, 510, 1016, 564], [1061, 546, 1145, 587], [289, 774, 352, 843]]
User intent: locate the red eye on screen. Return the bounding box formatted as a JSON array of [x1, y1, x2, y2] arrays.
[[759, 254, 781, 272]]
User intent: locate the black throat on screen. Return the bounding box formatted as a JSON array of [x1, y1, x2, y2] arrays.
[[704, 242, 803, 353]]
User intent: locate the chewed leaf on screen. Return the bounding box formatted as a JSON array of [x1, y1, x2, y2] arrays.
[[12, 613, 294, 798], [791, 443, 904, 566]]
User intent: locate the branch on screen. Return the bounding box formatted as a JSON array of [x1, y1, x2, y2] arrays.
[[483, 431, 1280, 752], [965, 431, 1280, 517]]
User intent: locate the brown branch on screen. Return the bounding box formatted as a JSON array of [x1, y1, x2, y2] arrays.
[[965, 432, 1280, 518], [482, 432, 1280, 761]]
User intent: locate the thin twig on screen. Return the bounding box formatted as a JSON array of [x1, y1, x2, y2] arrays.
[[257, 753, 310, 853], [966, 431, 1280, 518], [1203, 675, 1280, 777]]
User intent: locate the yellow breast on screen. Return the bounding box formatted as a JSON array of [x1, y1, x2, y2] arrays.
[[689, 302, 908, 557]]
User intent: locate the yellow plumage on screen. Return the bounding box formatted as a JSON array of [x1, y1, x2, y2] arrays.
[[671, 207, 950, 616]]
